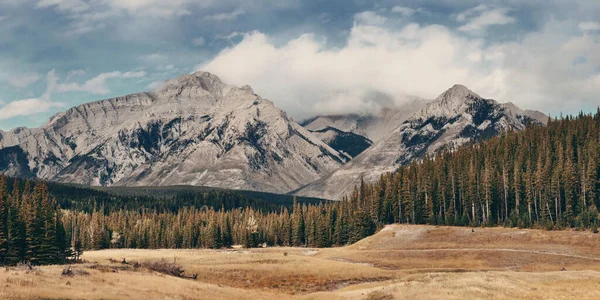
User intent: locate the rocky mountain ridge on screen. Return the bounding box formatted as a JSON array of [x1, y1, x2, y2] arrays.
[[0, 72, 348, 193], [293, 84, 547, 199]]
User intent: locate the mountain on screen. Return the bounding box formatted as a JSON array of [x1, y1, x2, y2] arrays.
[[305, 127, 372, 158], [294, 84, 547, 199], [0, 72, 348, 193], [301, 99, 426, 143]]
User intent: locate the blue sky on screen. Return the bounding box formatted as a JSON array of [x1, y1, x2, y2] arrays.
[[0, 0, 600, 130]]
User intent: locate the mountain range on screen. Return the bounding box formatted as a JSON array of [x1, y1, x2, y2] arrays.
[[0, 72, 347, 193], [293, 84, 547, 199], [0, 72, 546, 199]]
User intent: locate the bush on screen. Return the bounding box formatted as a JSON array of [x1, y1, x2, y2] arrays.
[[141, 259, 185, 278]]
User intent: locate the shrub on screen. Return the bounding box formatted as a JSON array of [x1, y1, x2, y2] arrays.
[[141, 259, 185, 278]]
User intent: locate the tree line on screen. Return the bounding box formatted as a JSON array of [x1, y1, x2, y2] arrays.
[[62, 199, 375, 250], [48, 183, 325, 214]]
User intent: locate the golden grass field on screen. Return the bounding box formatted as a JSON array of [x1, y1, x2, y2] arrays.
[[3, 224, 600, 299]]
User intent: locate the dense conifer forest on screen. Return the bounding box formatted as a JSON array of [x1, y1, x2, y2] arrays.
[[352, 111, 600, 230], [3, 111, 600, 262], [0, 177, 73, 266]]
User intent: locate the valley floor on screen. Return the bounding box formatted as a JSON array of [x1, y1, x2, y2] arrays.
[[3, 225, 600, 299]]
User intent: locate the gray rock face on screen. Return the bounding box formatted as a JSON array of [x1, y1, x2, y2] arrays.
[[294, 84, 547, 200], [307, 126, 372, 159], [0, 72, 347, 193], [301, 99, 426, 143]]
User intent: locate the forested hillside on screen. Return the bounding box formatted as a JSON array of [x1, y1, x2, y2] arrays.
[[352, 111, 600, 229]]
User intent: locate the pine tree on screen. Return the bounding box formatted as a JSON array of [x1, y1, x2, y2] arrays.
[[0, 174, 8, 264], [348, 209, 375, 243], [292, 200, 305, 246]]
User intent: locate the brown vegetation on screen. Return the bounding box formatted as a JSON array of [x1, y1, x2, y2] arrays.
[[2, 225, 600, 299]]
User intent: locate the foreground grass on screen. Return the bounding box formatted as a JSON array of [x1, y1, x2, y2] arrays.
[[3, 225, 600, 299]]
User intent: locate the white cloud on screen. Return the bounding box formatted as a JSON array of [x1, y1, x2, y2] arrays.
[[56, 70, 146, 94], [147, 80, 166, 90], [215, 31, 244, 41], [0, 70, 65, 120], [457, 6, 516, 34], [199, 19, 600, 119], [0, 98, 64, 120], [65, 69, 86, 81], [454, 4, 488, 22], [391, 6, 415, 17], [38, 0, 194, 17], [6, 73, 41, 88], [205, 8, 245, 21], [192, 36, 205, 46], [105, 0, 194, 17], [37, 0, 89, 13], [579, 21, 600, 32], [35, 0, 198, 35], [157, 64, 175, 71], [354, 11, 387, 26]]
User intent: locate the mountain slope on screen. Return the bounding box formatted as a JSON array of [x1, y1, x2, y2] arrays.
[[0, 72, 348, 193], [301, 99, 425, 143], [294, 84, 547, 199], [307, 126, 372, 158]]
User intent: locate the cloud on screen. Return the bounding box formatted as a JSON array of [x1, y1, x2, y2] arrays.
[[157, 64, 175, 71], [147, 80, 166, 90], [6, 73, 41, 88], [199, 19, 600, 119], [192, 36, 205, 46], [454, 4, 488, 22], [37, 0, 89, 13], [0, 70, 65, 120], [354, 11, 387, 26], [579, 21, 600, 32], [137, 53, 167, 63], [35, 0, 198, 36], [56, 70, 146, 94], [0, 98, 64, 120], [215, 31, 244, 42], [65, 69, 86, 81], [205, 8, 245, 21], [391, 6, 415, 17], [105, 0, 193, 17], [37, 0, 194, 17], [457, 6, 516, 34]]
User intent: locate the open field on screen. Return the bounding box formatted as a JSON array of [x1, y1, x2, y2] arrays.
[[3, 224, 600, 299]]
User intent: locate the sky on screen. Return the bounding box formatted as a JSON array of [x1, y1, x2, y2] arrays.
[[0, 0, 600, 130]]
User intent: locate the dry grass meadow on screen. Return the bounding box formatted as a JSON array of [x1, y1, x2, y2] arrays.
[[2, 224, 600, 299]]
